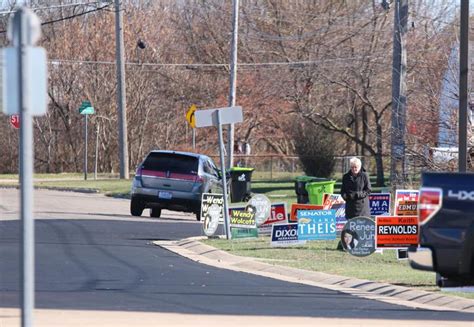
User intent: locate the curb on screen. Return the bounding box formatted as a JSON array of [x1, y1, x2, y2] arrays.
[[0, 185, 100, 194], [154, 237, 474, 314]]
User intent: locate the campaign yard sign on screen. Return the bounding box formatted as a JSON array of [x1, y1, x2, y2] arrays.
[[230, 210, 256, 228], [289, 203, 323, 223], [322, 193, 345, 208], [394, 190, 419, 216], [270, 223, 304, 247], [258, 202, 287, 235], [341, 217, 376, 257], [297, 209, 336, 241], [376, 216, 419, 248], [231, 227, 258, 239], [369, 193, 391, 216], [322, 194, 346, 234], [229, 203, 287, 234], [201, 193, 224, 236], [331, 202, 347, 234]]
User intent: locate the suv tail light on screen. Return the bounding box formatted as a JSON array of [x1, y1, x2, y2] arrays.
[[418, 187, 442, 224], [135, 165, 143, 177]]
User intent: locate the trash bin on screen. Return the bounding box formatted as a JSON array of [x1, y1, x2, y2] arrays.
[[294, 176, 328, 204], [305, 180, 336, 205], [229, 167, 254, 203]]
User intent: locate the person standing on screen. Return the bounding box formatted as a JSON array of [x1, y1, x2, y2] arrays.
[[340, 157, 372, 219]]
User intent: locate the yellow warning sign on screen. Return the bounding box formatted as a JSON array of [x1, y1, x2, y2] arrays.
[[185, 104, 197, 128]]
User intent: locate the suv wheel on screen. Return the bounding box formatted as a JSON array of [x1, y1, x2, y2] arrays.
[[130, 198, 144, 217], [436, 273, 466, 288], [150, 208, 161, 218]]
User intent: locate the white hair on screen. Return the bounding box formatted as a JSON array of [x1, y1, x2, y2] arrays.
[[349, 157, 361, 168]]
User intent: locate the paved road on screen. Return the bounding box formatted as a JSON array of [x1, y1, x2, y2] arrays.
[[1, 189, 473, 326]]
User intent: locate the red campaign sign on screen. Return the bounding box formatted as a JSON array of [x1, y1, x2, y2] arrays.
[[394, 190, 419, 216], [262, 203, 287, 226], [289, 203, 323, 223], [376, 216, 419, 248], [10, 115, 20, 129]]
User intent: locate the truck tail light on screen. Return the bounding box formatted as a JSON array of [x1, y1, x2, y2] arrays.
[[418, 187, 442, 224]]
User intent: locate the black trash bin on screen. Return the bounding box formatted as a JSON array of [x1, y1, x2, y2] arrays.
[[229, 167, 254, 203], [294, 176, 328, 204]]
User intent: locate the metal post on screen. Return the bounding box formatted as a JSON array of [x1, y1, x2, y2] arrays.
[[15, 8, 34, 327], [94, 123, 99, 180], [226, 0, 239, 170], [459, 0, 469, 172], [390, 0, 408, 188], [114, 0, 129, 179], [192, 128, 196, 150], [270, 155, 273, 181], [216, 110, 231, 239], [84, 114, 88, 180]]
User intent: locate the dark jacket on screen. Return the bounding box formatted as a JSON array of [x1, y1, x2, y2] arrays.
[[340, 168, 372, 219]]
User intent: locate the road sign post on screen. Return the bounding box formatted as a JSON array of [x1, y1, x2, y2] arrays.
[[186, 104, 197, 149], [3, 7, 47, 327], [79, 101, 95, 181], [195, 106, 243, 240]]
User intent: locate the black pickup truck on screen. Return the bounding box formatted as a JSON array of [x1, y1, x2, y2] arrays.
[[408, 172, 474, 287]]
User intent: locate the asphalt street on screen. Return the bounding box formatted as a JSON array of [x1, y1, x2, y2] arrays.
[[1, 188, 473, 326]]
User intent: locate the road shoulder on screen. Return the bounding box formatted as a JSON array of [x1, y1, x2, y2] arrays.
[[154, 237, 474, 314]]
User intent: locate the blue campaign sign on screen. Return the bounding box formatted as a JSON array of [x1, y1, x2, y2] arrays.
[[369, 193, 391, 216], [297, 209, 337, 241], [330, 202, 347, 234], [271, 224, 302, 246]]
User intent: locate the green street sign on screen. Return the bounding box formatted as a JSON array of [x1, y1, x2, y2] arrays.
[[79, 107, 95, 115], [79, 101, 94, 115]]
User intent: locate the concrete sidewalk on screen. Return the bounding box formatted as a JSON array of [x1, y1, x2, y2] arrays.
[[154, 237, 474, 314]]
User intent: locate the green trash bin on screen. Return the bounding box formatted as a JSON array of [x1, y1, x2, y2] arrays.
[[294, 176, 328, 204], [305, 180, 336, 205]]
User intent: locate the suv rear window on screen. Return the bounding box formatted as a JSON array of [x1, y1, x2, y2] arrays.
[[143, 153, 198, 174]]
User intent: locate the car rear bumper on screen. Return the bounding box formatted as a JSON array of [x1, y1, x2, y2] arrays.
[[408, 246, 434, 271], [131, 187, 201, 212]]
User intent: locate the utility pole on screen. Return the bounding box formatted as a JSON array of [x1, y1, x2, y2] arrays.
[[114, 0, 129, 179], [227, 0, 239, 170], [459, 0, 469, 172], [390, 0, 408, 188]]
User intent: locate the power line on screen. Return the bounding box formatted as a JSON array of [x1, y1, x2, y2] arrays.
[[0, 2, 112, 34], [0, 1, 106, 15], [49, 55, 391, 68]]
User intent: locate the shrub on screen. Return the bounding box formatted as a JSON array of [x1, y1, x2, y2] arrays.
[[293, 121, 336, 178]]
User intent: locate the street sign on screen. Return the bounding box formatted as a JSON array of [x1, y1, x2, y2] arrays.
[[194, 105, 244, 239], [79, 101, 94, 115], [10, 114, 20, 129], [185, 104, 196, 128], [195, 106, 242, 128], [2, 47, 47, 115]]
